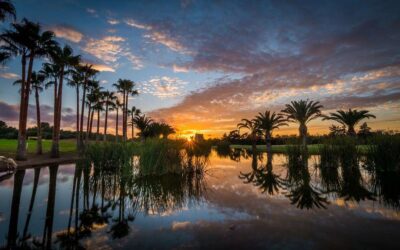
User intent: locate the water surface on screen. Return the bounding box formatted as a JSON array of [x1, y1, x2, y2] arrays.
[[0, 150, 399, 249]]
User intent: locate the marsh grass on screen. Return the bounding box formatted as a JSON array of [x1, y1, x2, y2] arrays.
[[138, 139, 184, 176], [365, 135, 400, 172]]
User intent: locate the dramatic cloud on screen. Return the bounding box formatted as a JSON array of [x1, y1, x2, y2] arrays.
[[49, 25, 84, 43], [82, 36, 143, 69], [141, 76, 187, 98], [146, 1, 400, 136]]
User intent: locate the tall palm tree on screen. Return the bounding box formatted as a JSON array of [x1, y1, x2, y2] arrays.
[[255, 110, 288, 155], [50, 45, 80, 158], [113, 79, 139, 142], [281, 100, 323, 147], [67, 68, 84, 148], [237, 119, 261, 152], [114, 99, 123, 142], [132, 114, 153, 142], [94, 101, 104, 142], [77, 64, 98, 147], [30, 71, 45, 154], [85, 83, 101, 143], [323, 109, 376, 136], [1, 19, 57, 160], [0, 0, 16, 22], [128, 106, 141, 140], [102, 91, 117, 141]]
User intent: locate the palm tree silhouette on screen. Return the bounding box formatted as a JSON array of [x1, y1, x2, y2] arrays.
[[102, 90, 117, 141], [49, 45, 80, 158], [323, 109, 376, 136], [113, 79, 139, 142], [113, 99, 123, 142], [1, 18, 57, 160], [13, 71, 46, 154], [67, 66, 84, 148], [7, 170, 25, 248], [0, 0, 15, 22], [128, 106, 141, 140], [30, 71, 45, 154], [159, 122, 175, 139], [237, 118, 261, 152], [281, 99, 323, 148], [255, 110, 287, 155], [77, 64, 98, 148], [132, 114, 153, 142]]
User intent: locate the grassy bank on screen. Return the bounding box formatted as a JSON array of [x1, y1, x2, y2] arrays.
[[0, 139, 76, 157], [230, 144, 369, 154]]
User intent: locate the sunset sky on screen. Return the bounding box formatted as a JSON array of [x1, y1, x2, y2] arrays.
[[0, 0, 399, 138]]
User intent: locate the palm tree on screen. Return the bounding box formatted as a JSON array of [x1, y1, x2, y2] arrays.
[[128, 106, 141, 140], [113, 99, 123, 142], [113, 79, 139, 142], [85, 83, 102, 142], [50, 45, 80, 158], [281, 100, 323, 147], [77, 64, 98, 147], [94, 101, 104, 142], [132, 114, 153, 142], [41, 63, 60, 128], [255, 110, 287, 155], [1, 19, 57, 160], [237, 119, 261, 152], [30, 71, 45, 154], [159, 122, 175, 139], [0, 0, 16, 22], [67, 68, 84, 148], [323, 109, 376, 136], [102, 91, 117, 141]]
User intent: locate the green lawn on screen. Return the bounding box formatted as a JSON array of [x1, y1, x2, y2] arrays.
[[0, 139, 76, 157], [230, 144, 369, 154]]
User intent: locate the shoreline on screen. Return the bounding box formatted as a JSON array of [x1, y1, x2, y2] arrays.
[[15, 152, 81, 169]]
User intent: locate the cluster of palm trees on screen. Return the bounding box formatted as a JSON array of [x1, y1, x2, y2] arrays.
[[0, 1, 176, 160], [237, 99, 376, 154]]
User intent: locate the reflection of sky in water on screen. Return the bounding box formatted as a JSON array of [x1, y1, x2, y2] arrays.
[[0, 152, 399, 249]]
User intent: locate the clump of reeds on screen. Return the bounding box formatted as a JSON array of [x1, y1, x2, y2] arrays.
[[138, 139, 184, 176], [365, 134, 400, 172], [84, 142, 136, 170]]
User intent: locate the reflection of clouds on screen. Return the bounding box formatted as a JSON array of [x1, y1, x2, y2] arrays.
[[171, 221, 191, 231]]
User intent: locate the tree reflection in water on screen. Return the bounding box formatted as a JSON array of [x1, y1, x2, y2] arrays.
[[1, 149, 208, 249], [239, 144, 396, 210]]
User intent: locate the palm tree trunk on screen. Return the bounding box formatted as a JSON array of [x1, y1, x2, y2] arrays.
[[122, 91, 126, 142], [16, 55, 29, 160], [51, 68, 65, 158], [89, 108, 94, 141], [103, 103, 108, 141], [96, 109, 100, 142], [76, 85, 80, 150], [115, 108, 119, 142], [348, 125, 356, 136], [299, 123, 307, 148], [35, 88, 42, 155], [85, 105, 91, 143], [131, 114, 134, 140], [79, 80, 87, 146]]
